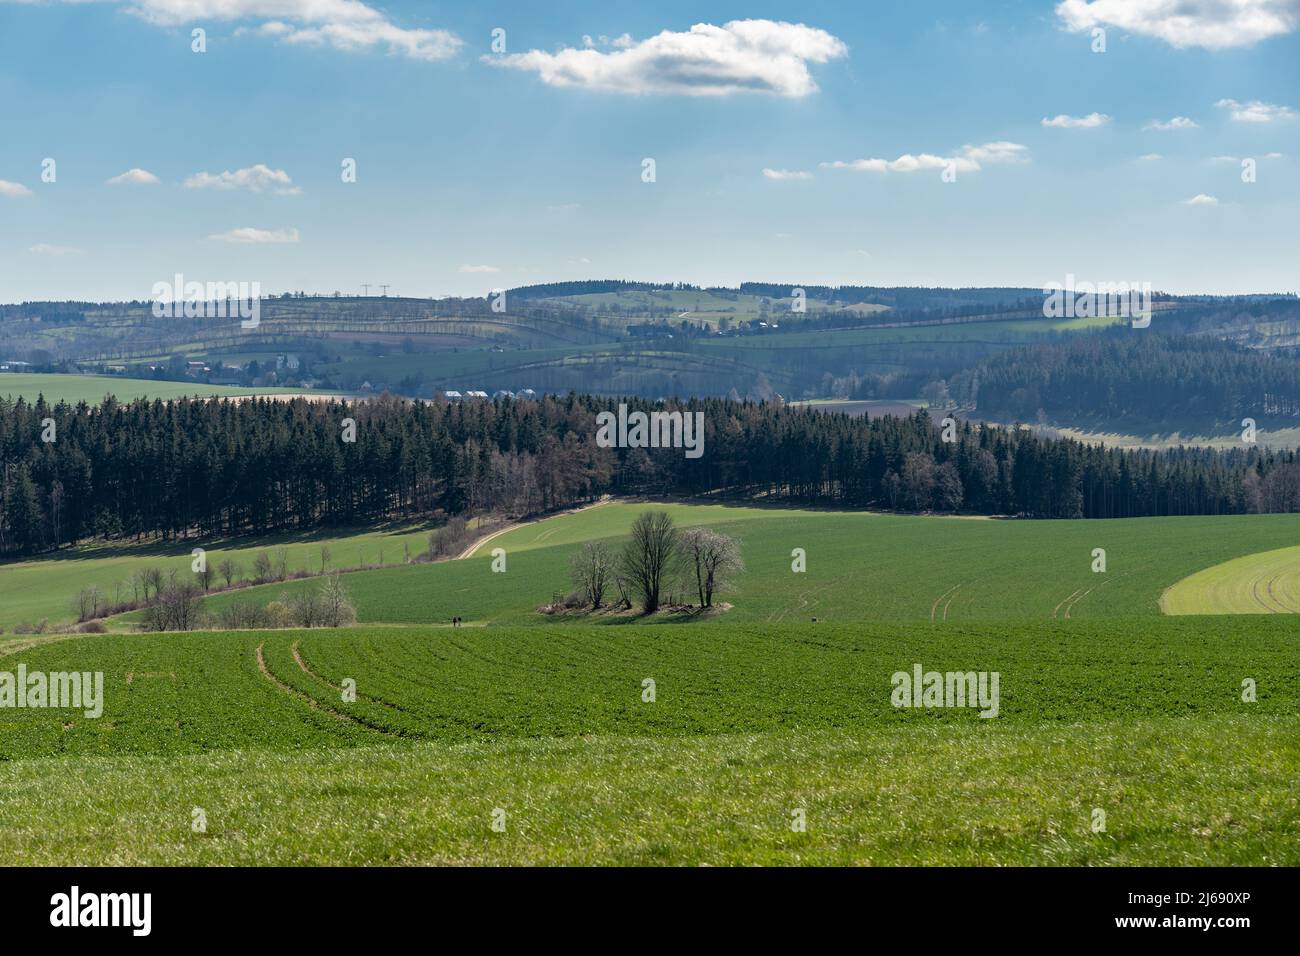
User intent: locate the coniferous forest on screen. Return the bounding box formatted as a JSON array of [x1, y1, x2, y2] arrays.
[[2, 392, 1297, 557]]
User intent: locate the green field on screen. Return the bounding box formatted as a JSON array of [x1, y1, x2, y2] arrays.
[[0, 373, 321, 405], [0, 522, 439, 631], [6, 501, 1300, 865], [152, 503, 1300, 629], [1162, 545, 1300, 615], [1, 619, 1297, 864]]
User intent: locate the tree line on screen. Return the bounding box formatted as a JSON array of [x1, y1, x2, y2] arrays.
[[2, 392, 1300, 557], [965, 333, 1300, 433]]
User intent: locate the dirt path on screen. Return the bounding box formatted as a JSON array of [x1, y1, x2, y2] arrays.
[[455, 495, 613, 560]]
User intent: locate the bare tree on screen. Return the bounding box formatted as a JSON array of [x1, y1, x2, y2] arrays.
[[144, 582, 206, 631], [320, 574, 357, 627], [619, 511, 679, 614], [273, 547, 290, 581], [218, 558, 242, 588], [252, 551, 273, 582], [569, 541, 613, 608], [136, 566, 163, 603], [195, 561, 214, 592], [678, 528, 744, 608], [319, 545, 332, 574], [73, 585, 102, 622]]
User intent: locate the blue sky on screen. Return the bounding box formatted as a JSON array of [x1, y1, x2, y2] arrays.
[[0, 0, 1297, 301]]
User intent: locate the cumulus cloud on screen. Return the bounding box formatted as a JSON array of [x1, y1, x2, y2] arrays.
[[1144, 116, 1198, 131], [1215, 98, 1297, 122], [458, 264, 501, 273], [820, 141, 1028, 175], [762, 168, 813, 180], [208, 226, 300, 243], [1056, 0, 1300, 49], [1041, 112, 1110, 128], [486, 20, 847, 97], [1182, 193, 1220, 205], [184, 164, 299, 194], [0, 180, 33, 198], [35, 1, 461, 61], [28, 243, 83, 255], [106, 167, 160, 185]]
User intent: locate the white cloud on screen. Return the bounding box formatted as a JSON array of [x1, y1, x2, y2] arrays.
[[1041, 112, 1110, 128], [28, 243, 83, 255], [1215, 98, 1297, 122], [458, 264, 500, 273], [208, 227, 300, 243], [1144, 116, 1198, 131], [1056, 0, 1300, 49], [0, 180, 33, 198], [762, 168, 813, 180], [38, 1, 461, 61], [486, 19, 847, 97], [1182, 193, 1220, 205], [184, 164, 299, 194], [106, 167, 160, 185], [820, 141, 1028, 175], [1211, 152, 1284, 162], [1139, 153, 1163, 161]]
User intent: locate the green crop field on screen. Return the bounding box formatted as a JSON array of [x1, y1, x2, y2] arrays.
[[1162, 545, 1300, 615], [0, 373, 321, 405], [1, 619, 1297, 864], [6, 501, 1300, 865], [144, 503, 1300, 629]]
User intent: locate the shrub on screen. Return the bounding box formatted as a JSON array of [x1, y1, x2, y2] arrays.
[[263, 600, 293, 629]]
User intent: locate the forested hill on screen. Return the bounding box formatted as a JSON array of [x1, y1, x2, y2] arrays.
[[2, 393, 1298, 557], [969, 334, 1300, 433]]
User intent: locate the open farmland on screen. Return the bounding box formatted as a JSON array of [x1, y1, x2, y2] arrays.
[[117, 502, 1300, 630], [0, 521, 440, 632], [1162, 544, 1300, 614], [0, 619, 1297, 864], [0, 373, 318, 405]]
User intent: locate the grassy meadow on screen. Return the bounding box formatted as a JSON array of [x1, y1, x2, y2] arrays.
[[0, 372, 318, 405], [2, 619, 1298, 864], [127, 503, 1300, 629], [3, 500, 1299, 865]]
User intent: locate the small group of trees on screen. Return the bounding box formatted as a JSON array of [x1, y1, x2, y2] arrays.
[[568, 511, 743, 614], [148, 574, 357, 632]]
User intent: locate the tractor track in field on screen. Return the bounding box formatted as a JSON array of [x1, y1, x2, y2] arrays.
[[930, 584, 963, 622], [770, 583, 830, 624], [255, 640, 402, 736], [291, 639, 420, 717]]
